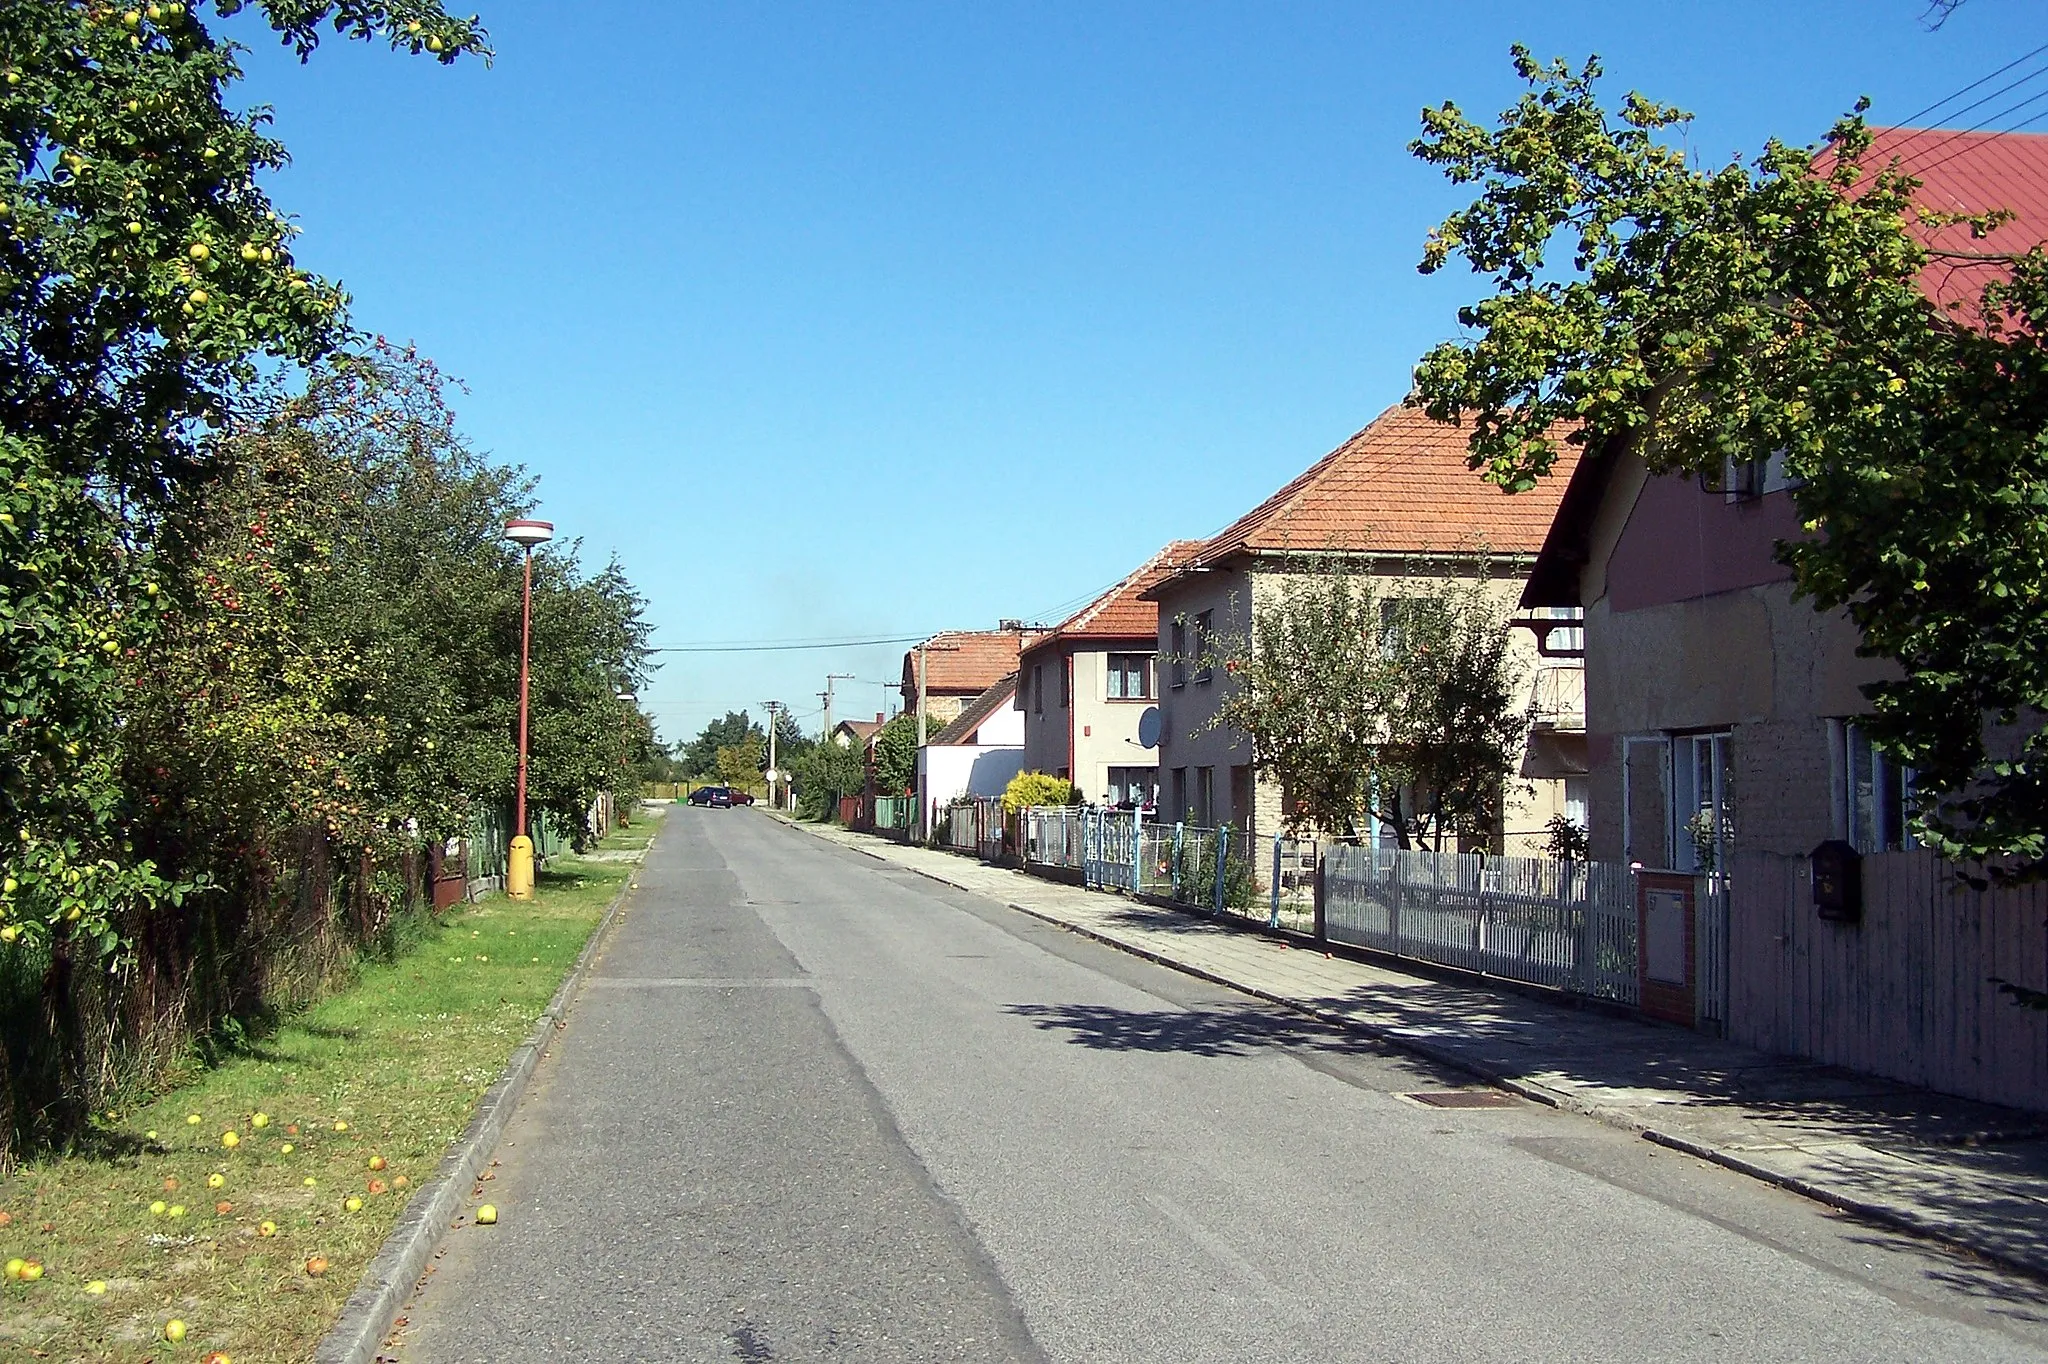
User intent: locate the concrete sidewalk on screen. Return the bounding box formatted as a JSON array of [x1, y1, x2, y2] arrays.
[[792, 818, 2048, 1280]]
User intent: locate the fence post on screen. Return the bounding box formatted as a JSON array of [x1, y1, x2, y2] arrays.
[[1173, 822, 1185, 900], [1313, 847, 1327, 945], [1270, 834, 1283, 929], [1214, 825, 1231, 914], [1132, 806, 1145, 893]]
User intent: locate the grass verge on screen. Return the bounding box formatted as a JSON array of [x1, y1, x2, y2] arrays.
[[0, 808, 661, 1362]]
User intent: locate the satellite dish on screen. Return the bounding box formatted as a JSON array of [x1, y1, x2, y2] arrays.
[[1137, 707, 1162, 750]]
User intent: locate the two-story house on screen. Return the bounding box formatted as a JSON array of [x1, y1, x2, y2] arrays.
[[1015, 542, 1202, 807], [1141, 402, 1580, 852], [900, 625, 1043, 727]]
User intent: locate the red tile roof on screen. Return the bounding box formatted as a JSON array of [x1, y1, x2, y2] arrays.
[[1859, 126, 2048, 314], [901, 628, 1043, 699], [1154, 404, 1577, 591], [1028, 543, 1204, 655]]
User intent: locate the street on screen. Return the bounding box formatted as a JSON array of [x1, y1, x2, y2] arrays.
[[398, 809, 2048, 1363]]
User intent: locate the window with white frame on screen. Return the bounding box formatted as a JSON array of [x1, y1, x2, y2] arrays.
[[1107, 653, 1154, 700], [1106, 766, 1157, 808]]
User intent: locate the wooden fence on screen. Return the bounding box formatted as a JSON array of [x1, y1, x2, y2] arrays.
[[1727, 849, 2048, 1112]]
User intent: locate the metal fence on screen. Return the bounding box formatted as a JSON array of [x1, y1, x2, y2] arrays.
[[874, 796, 914, 835], [937, 797, 1005, 860], [1324, 845, 1641, 1004], [1022, 806, 1086, 869]]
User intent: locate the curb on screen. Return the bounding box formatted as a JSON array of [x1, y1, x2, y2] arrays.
[[313, 847, 647, 1364], [795, 824, 2048, 1284]]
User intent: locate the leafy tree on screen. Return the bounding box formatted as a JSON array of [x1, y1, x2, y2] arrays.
[[715, 735, 764, 793], [872, 712, 939, 796], [1002, 770, 1076, 814], [1411, 49, 2048, 874], [790, 737, 865, 819], [682, 711, 757, 778], [0, 0, 487, 1113], [1207, 567, 1527, 848]]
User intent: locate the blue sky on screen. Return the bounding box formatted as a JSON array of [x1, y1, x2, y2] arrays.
[[233, 0, 2035, 746]]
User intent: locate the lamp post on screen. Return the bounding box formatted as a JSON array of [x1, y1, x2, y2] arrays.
[[504, 517, 554, 900]]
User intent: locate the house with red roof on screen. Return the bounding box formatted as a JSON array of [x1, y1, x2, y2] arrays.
[[917, 673, 1028, 830], [1015, 541, 1203, 808], [1520, 127, 2048, 1105], [900, 625, 1044, 727], [1140, 403, 1583, 852]]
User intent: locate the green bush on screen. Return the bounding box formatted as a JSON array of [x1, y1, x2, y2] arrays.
[[1002, 771, 1078, 814]]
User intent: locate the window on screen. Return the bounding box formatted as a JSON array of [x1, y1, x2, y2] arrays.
[[1106, 766, 1158, 809], [1171, 767, 1188, 821], [1838, 721, 1916, 853], [1169, 619, 1188, 689], [1194, 766, 1215, 825], [1032, 664, 1044, 715], [1379, 597, 1425, 659], [1670, 732, 1731, 873], [1193, 611, 1215, 685], [1107, 653, 1154, 700], [1705, 449, 1800, 502]]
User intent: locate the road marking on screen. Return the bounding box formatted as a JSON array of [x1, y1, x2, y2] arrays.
[[1142, 1192, 1310, 1320], [588, 976, 816, 989]]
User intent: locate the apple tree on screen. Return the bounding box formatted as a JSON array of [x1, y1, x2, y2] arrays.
[[0, 0, 486, 964]]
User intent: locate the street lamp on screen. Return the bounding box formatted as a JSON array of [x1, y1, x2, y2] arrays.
[[504, 517, 554, 900]]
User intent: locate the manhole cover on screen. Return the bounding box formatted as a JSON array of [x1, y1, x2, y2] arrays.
[[1405, 1090, 1518, 1109]]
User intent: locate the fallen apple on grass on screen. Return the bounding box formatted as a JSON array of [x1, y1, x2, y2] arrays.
[[332, 1120, 349, 1133], [366, 1178, 387, 1195], [258, 1221, 277, 1237], [367, 1155, 386, 1171], [475, 1204, 498, 1225], [220, 1130, 239, 1149], [304, 1256, 329, 1276], [206, 1173, 225, 1189], [167, 1204, 187, 1218], [18, 1260, 42, 1281], [251, 1112, 269, 1129], [344, 1196, 363, 1213], [84, 1280, 107, 1295], [164, 1317, 187, 1342], [3, 1258, 24, 1280], [392, 1175, 410, 1189], [280, 1142, 295, 1155], [214, 1201, 232, 1215], [149, 1200, 167, 1217]]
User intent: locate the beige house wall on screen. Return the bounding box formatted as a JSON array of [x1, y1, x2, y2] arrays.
[[1155, 558, 1575, 853]]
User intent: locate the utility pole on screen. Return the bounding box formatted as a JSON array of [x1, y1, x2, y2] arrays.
[[762, 699, 784, 807], [822, 672, 854, 741]]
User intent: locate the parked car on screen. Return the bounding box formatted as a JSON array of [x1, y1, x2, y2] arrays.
[[728, 788, 756, 806], [688, 785, 734, 808]]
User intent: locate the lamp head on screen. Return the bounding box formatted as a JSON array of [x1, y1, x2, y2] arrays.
[[504, 518, 554, 548]]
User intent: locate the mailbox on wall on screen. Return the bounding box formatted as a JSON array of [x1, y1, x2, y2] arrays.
[[1811, 838, 1863, 923]]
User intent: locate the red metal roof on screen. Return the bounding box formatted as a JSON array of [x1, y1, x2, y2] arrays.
[[1860, 126, 2048, 313]]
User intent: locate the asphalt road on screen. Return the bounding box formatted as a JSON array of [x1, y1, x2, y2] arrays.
[[398, 808, 2048, 1363]]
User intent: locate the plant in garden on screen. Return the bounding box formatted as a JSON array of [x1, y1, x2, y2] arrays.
[[1206, 565, 1527, 849], [790, 736, 865, 819], [1001, 771, 1077, 814], [1411, 48, 2048, 875]]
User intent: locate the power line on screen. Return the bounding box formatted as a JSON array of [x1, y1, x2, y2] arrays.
[[1896, 88, 2048, 183], [647, 633, 928, 654], [1892, 40, 2048, 130]]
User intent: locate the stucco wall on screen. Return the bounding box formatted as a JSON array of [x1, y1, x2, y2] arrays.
[[1155, 560, 1567, 850], [1581, 469, 1896, 863]]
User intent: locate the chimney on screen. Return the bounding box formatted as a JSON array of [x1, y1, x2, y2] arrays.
[[874, 712, 883, 724]]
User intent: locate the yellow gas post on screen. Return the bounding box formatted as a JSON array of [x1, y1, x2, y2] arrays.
[[507, 834, 535, 901]]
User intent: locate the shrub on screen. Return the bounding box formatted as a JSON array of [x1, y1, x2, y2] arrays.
[[1002, 771, 1077, 814]]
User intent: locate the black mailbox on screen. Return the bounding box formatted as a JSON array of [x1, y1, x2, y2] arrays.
[[1811, 838, 1863, 922]]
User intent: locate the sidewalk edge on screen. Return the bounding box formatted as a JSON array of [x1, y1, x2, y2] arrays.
[[312, 841, 647, 1364]]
